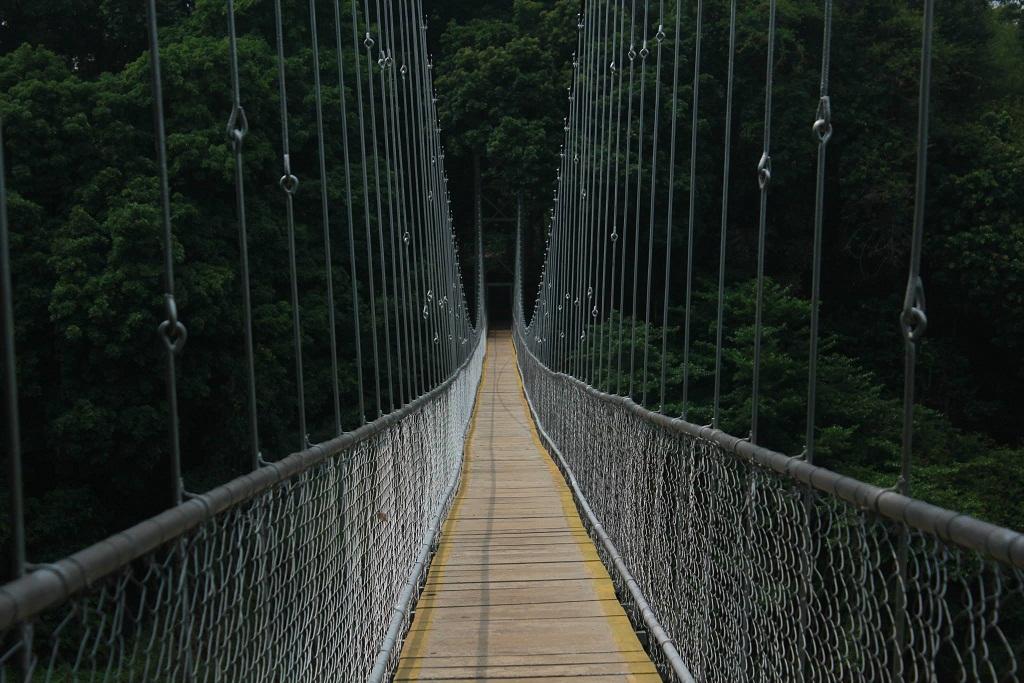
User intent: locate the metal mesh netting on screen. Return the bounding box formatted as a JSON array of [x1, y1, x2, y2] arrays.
[[515, 329, 1024, 683], [0, 335, 483, 682]]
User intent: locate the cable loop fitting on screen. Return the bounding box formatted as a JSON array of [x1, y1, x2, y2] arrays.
[[279, 153, 299, 194], [900, 276, 928, 342], [226, 105, 248, 148], [757, 152, 772, 190], [279, 173, 299, 194], [813, 95, 833, 143], [159, 295, 187, 353]]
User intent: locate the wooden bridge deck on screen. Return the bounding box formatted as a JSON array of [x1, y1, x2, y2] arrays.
[[396, 330, 659, 682]]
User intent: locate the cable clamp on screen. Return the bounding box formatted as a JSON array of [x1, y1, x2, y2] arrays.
[[279, 154, 299, 194], [159, 294, 187, 353], [813, 96, 833, 143], [757, 152, 771, 189], [226, 105, 248, 149], [899, 276, 927, 342]]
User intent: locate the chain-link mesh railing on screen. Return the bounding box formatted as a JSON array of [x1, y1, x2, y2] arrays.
[[515, 326, 1024, 683], [0, 334, 483, 682]]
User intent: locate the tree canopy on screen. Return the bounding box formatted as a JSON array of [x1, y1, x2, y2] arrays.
[[0, 0, 1022, 568]]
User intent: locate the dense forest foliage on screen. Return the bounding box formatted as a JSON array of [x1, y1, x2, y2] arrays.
[[0, 0, 1022, 574], [427, 0, 1024, 529]]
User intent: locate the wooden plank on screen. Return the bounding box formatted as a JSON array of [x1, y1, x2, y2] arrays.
[[394, 661, 658, 680], [396, 331, 659, 681]]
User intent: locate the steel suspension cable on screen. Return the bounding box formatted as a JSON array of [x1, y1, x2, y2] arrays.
[[332, 0, 367, 425], [627, 0, 650, 399], [408, 0, 441, 387], [582, 4, 598, 382], [148, 0, 186, 500], [657, 0, 683, 410], [712, 0, 738, 428], [593, 0, 614, 387], [423, 17, 456, 381], [560, 78, 576, 374], [226, 0, 260, 465], [557, 81, 573, 374], [798, 4, 835, 668], [391, 0, 423, 395], [0, 119, 30, 675], [272, 0, 307, 449], [899, 0, 933, 499], [576, 5, 599, 381], [564, 35, 579, 376], [592, 0, 615, 385], [604, 0, 628, 392], [415, 16, 446, 382], [421, 32, 456, 378], [361, 0, 396, 412], [572, 11, 591, 377], [558, 24, 583, 374], [805, 0, 833, 464], [374, 0, 409, 405], [587, 0, 612, 384], [680, 0, 703, 419], [382, 0, 419, 401], [751, 0, 777, 445], [564, 21, 584, 376], [308, 0, 343, 435], [350, 0, 383, 416], [408, 1, 436, 386], [544, 156, 562, 367], [549, 139, 564, 366], [892, 4, 934, 675], [641, 0, 666, 407], [615, 0, 639, 394]]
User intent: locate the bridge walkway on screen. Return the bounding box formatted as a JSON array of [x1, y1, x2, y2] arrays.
[[395, 330, 659, 682]]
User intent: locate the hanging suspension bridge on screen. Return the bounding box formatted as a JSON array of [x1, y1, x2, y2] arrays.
[[1, 0, 1022, 681]]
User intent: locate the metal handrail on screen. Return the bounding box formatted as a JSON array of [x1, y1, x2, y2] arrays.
[[0, 329, 486, 633], [513, 325, 1024, 569]]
